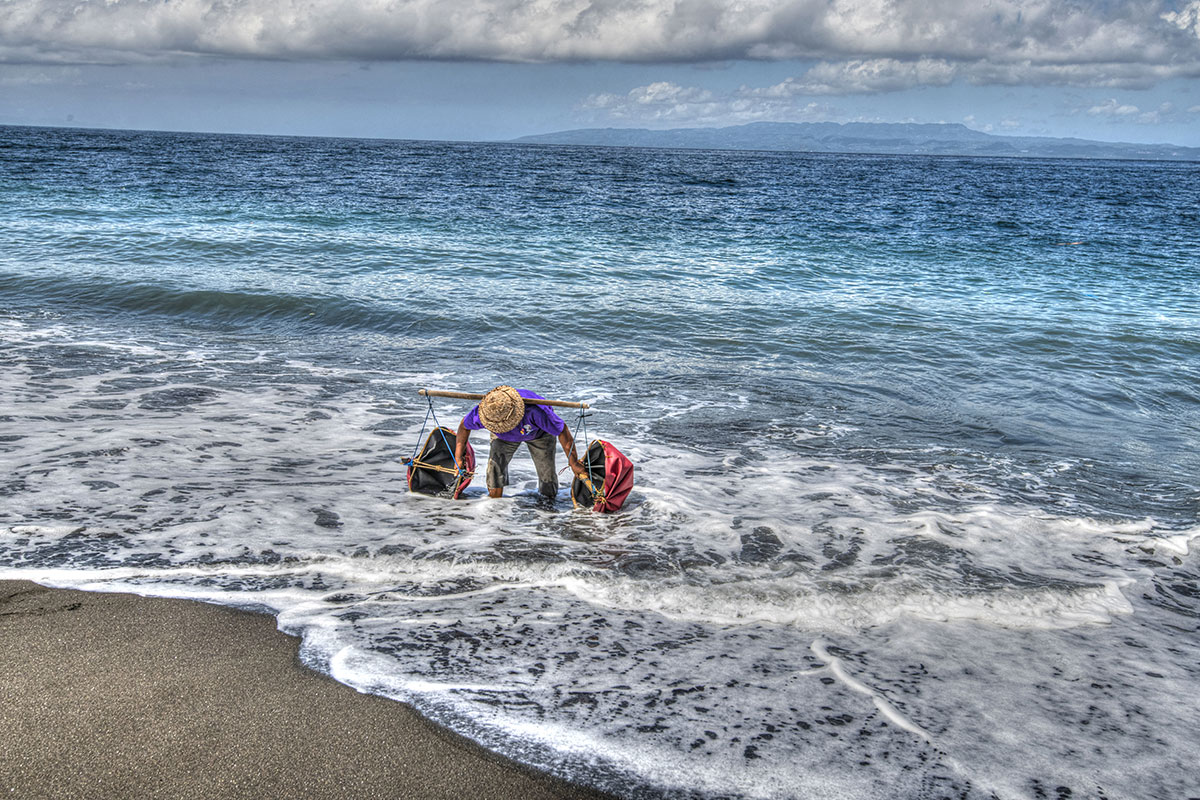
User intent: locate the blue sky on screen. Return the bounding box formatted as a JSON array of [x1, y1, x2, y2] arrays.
[[3, 0, 1200, 145]]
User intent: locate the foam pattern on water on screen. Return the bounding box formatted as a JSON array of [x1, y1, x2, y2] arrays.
[[3, 316, 1199, 800]]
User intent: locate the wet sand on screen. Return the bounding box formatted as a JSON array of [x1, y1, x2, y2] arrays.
[[0, 580, 612, 800]]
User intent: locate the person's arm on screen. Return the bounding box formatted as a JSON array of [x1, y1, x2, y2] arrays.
[[558, 427, 585, 478], [454, 420, 470, 472]]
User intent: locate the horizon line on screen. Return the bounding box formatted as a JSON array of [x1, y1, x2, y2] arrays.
[[4, 120, 1197, 163]]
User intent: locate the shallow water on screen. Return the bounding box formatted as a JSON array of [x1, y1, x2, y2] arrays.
[[2, 125, 1199, 799]]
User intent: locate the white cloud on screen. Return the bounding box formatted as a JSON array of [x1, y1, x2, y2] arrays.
[[630, 82, 716, 107], [1, 0, 1199, 93], [583, 80, 839, 126], [1163, 0, 1200, 38], [964, 114, 995, 132], [1085, 98, 1177, 123], [1088, 99, 1142, 116], [1138, 101, 1174, 123], [748, 58, 958, 96], [1190, 104, 1200, 113], [584, 81, 734, 124]]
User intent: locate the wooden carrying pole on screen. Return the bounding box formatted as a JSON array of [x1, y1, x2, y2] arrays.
[[418, 388, 590, 410]]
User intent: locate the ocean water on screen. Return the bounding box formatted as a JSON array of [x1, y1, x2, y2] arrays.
[[2, 125, 1199, 799]]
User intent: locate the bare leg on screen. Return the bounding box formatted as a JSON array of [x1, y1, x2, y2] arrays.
[[487, 436, 519, 498]]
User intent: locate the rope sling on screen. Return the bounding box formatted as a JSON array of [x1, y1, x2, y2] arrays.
[[569, 408, 606, 509], [402, 395, 473, 496]]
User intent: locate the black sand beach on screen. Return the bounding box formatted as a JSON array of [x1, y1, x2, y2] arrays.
[[0, 580, 611, 800]]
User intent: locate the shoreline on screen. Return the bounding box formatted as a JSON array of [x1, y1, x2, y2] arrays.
[[0, 579, 614, 800]]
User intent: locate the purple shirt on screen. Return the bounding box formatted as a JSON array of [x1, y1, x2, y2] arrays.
[[462, 389, 566, 442]]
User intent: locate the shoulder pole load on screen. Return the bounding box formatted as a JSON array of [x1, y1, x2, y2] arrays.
[[418, 388, 590, 410]]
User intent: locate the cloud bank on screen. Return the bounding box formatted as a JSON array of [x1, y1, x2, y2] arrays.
[[583, 79, 838, 126], [584, 64, 1200, 127], [3, 0, 1200, 90]]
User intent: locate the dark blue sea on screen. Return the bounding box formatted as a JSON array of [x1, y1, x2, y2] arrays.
[[2, 125, 1199, 799]]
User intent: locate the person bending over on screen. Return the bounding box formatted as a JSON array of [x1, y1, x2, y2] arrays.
[[455, 385, 585, 499]]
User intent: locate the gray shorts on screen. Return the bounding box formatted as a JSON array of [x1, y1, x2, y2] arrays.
[[487, 433, 558, 498]]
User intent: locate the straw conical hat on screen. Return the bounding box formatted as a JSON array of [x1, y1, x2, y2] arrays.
[[479, 385, 524, 434]]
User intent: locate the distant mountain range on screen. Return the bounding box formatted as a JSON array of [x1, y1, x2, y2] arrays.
[[513, 122, 1200, 161]]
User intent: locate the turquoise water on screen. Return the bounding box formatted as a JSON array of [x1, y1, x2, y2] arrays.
[[2, 125, 1199, 798]]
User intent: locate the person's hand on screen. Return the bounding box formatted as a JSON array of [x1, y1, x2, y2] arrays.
[[569, 453, 588, 480]]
